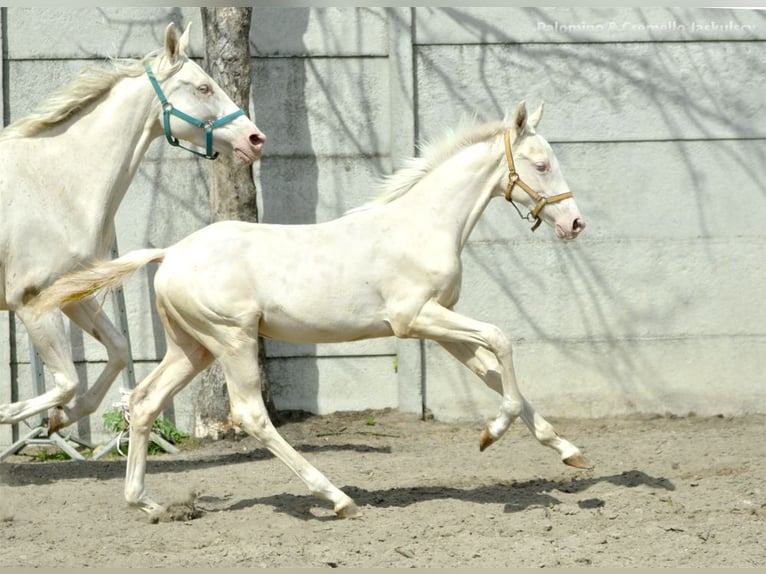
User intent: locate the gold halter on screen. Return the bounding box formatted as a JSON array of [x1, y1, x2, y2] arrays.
[[503, 129, 573, 231]]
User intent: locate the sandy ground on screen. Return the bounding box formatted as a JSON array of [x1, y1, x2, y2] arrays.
[[0, 409, 764, 568]]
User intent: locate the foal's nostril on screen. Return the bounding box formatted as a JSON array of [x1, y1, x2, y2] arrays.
[[573, 218, 585, 233]]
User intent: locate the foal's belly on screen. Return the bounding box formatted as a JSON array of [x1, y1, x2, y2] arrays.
[[258, 302, 395, 345]]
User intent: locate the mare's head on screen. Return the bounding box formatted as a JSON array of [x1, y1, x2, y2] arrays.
[[148, 23, 265, 163], [502, 101, 585, 240]]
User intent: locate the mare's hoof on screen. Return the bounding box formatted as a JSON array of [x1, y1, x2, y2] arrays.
[[47, 407, 68, 434]]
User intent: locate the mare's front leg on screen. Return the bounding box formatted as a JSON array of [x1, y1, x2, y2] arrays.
[[438, 340, 589, 468], [218, 337, 361, 519], [47, 297, 130, 432], [0, 306, 78, 423]]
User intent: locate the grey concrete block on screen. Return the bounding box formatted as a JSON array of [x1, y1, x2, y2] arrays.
[[267, 355, 398, 415], [251, 7, 387, 57], [414, 7, 766, 44], [423, 336, 766, 421], [456, 238, 765, 342], [416, 41, 766, 142], [250, 56, 390, 156], [6, 8, 202, 59]]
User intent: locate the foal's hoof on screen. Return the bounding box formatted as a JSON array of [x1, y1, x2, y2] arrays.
[[563, 453, 592, 469], [479, 428, 497, 452], [336, 502, 363, 519]]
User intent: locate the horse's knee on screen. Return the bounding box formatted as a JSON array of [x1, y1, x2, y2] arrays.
[[51, 372, 78, 402], [109, 334, 130, 369], [231, 405, 269, 436], [485, 325, 513, 359]]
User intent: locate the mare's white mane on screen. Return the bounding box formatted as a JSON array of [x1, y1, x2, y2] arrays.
[[0, 51, 181, 141]]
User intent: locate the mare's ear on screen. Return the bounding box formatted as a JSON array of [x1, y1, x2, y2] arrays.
[[164, 22, 191, 61], [178, 22, 191, 57], [513, 100, 529, 137], [529, 102, 544, 130]]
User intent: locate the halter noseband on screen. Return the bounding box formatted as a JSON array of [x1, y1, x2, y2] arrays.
[[503, 129, 573, 232], [145, 63, 245, 160]]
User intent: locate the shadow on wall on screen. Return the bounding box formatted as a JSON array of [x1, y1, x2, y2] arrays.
[[251, 8, 321, 413], [418, 7, 765, 411]]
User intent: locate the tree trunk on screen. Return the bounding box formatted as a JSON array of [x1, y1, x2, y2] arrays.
[[194, 7, 276, 439]]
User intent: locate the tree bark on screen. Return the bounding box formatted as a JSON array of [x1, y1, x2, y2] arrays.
[[194, 7, 276, 439]]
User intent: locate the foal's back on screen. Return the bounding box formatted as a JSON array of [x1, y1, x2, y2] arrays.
[[152, 218, 401, 347]]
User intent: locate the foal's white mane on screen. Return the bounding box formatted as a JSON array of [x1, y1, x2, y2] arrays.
[[347, 119, 510, 215], [0, 51, 181, 141]]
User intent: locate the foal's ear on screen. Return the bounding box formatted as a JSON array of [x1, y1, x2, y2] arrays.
[[164, 22, 190, 60], [529, 102, 544, 130], [513, 100, 529, 136]]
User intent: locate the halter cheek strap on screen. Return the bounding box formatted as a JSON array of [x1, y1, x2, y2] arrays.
[[503, 129, 573, 232], [145, 63, 245, 160]]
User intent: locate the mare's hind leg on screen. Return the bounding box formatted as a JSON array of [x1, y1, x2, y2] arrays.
[[47, 297, 130, 432], [218, 338, 360, 518], [0, 306, 78, 424], [123, 313, 213, 514], [438, 341, 589, 468]]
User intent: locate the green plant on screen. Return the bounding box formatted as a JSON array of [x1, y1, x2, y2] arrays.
[[102, 408, 128, 434], [152, 416, 189, 445], [102, 408, 189, 454], [34, 448, 72, 462]]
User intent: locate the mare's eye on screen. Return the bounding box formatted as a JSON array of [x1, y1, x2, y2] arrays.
[[198, 84, 212, 95], [534, 161, 549, 173]]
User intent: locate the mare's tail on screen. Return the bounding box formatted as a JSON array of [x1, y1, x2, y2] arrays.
[[36, 248, 166, 313]]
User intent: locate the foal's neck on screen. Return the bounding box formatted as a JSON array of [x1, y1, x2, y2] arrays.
[[410, 140, 502, 249]]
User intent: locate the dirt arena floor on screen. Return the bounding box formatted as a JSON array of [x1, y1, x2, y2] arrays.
[[1, 409, 764, 568]]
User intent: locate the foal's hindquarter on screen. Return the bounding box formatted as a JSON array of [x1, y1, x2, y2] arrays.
[[125, 132, 587, 518]]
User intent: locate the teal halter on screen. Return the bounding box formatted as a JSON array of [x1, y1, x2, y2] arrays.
[[145, 63, 245, 160]]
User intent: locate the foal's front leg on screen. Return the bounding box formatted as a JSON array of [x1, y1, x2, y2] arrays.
[[439, 340, 589, 468], [401, 300, 587, 466], [399, 300, 523, 447]]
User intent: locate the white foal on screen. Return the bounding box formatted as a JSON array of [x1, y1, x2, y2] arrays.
[[38, 102, 587, 518]]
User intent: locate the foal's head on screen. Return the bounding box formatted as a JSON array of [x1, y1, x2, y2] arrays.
[[503, 101, 585, 240]]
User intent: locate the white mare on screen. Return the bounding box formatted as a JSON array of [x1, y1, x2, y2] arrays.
[[39, 102, 586, 519], [0, 23, 265, 432]]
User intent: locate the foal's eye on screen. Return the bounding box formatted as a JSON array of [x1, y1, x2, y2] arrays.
[[197, 84, 212, 95], [534, 162, 549, 173]]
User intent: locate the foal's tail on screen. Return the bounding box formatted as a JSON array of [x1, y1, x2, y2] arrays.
[[36, 248, 166, 313]]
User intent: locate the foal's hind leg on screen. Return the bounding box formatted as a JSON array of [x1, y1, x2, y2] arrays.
[[218, 339, 361, 518], [438, 341, 589, 468], [47, 297, 130, 432], [123, 316, 213, 514], [0, 306, 78, 424]]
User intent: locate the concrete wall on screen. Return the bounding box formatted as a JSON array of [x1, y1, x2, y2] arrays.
[[1, 7, 764, 448]]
